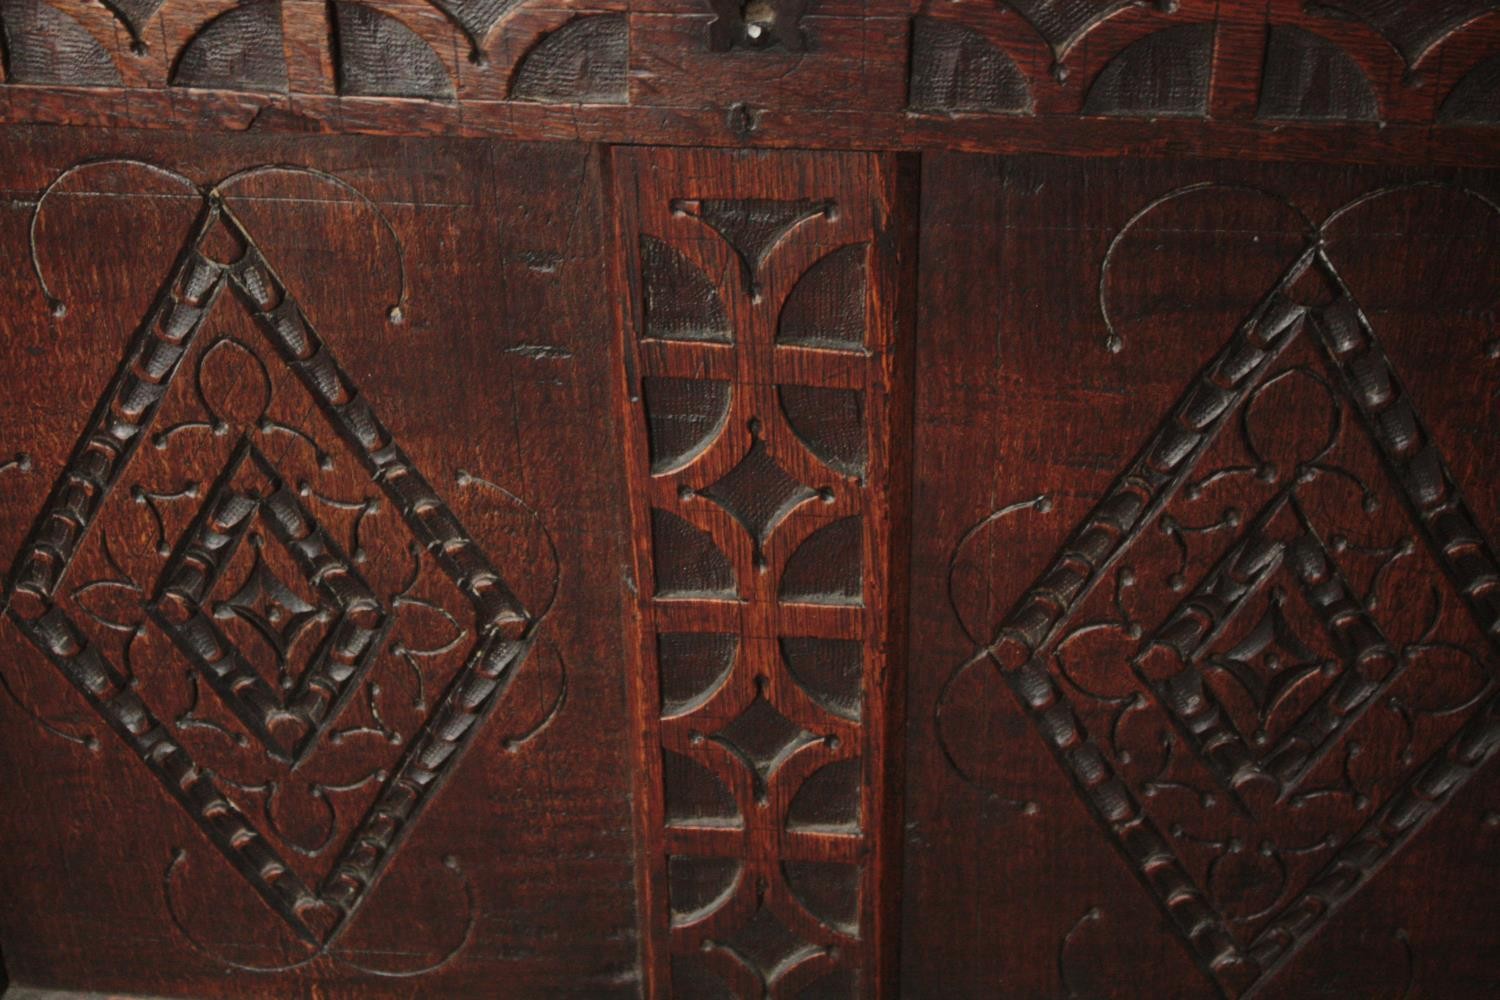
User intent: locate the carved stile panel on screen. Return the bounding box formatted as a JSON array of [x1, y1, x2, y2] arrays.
[[610, 148, 915, 999]]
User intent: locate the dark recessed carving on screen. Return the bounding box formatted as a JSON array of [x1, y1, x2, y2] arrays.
[[702, 435, 817, 563], [717, 904, 823, 987], [618, 152, 893, 996], [510, 14, 628, 105], [431, 0, 526, 60], [1259, 25, 1378, 122], [1083, 23, 1214, 118], [780, 515, 863, 605], [639, 235, 733, 343], [331, 1, 454, 99], [782, 859, 861, 935], [643, 376, 732, 474], [674, 198, 835, 300], [100, 0, 164, 52], [713, 692, 817, 796], [785, 757, 861, 832], [669, 855, 742, 924], [780, 380, 864, 479], [659, 632, 738, 716], [1002, 0, 1141, 62], [1441, 53, 1500, 123], [780, 636, 862, 721], [651, 508, 737, 599], [151, 440, 385, 764], [0, 0, 121, 86], [908, 17, 1033, 114], [664, 749, 742, 826], [949, 184, 1500, 997], [1306, 0, 1498, 68], [778, 243, 868, 351], [5, 164, 541, 948], [779, 385, 866, 478], [172, 0, 288, 94]]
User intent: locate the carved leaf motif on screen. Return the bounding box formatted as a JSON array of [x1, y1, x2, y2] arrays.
[[652, 508, 737, 598], [785, 757, 861, 832], [669, 855, 742, 925], [660, 632, 738, 716], [780, 516, 862, 605], [643, 376, 733, 474], [664, 748, 741, 826], [780, 636, 861, 721], [779, 385, 865, 477], [782, 860, 860, 935], [777, 243, 868, 351]]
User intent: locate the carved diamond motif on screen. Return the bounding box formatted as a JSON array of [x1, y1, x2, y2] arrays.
[[965, 253, 1500, 996], [712, 691, 816, 792], [4, 177, 537, 947], [152, 439, 386, 765], [702, 435, 816, 563], [718, 904, 822, 988]]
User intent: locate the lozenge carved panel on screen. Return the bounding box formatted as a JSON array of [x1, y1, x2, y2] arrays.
[[610, 147, 916, 999], [904, 154, 1500, 998], [0, 130, 638, 997]]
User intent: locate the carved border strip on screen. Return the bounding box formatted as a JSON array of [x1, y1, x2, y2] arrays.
[[0, 1, 1494, 163], [610, 148, 915, 999]]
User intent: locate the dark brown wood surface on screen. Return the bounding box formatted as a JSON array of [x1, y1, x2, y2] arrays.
[[0, 2, 1498, 998], [0, 1, 1496, 165], [905, 154, 1500, 998], [0, 128, 640, 997]]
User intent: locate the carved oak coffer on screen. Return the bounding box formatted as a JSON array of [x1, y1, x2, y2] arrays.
[[0, 2, 1497, 999]]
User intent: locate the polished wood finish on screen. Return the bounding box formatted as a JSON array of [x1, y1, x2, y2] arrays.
[[0, 2, 1496, 998]]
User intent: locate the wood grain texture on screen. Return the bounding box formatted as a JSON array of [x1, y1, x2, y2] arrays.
[[0, 127, 638, 998], [610, 147, 915, 1000], [903, 152, 1500, 999], [0, 1, 1494, 163]]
